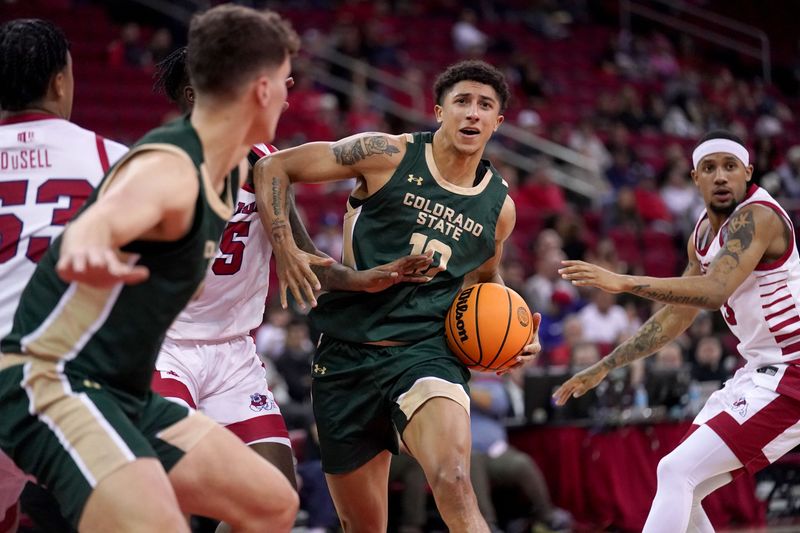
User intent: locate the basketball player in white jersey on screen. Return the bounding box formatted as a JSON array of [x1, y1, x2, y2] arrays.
[[0, 19, 127, 530], [150, 47, 433, 490], [555, 130, 800, 532]]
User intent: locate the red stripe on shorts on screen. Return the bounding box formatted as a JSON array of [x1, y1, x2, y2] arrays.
[[226, 414, 289, 445], [707, 394, 800, 474], [151, 372, 196, 409]]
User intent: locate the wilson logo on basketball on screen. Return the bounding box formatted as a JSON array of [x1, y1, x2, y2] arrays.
[[517, 307, 530, 327], [454, 286, 475, 342], [445, 283, 534, 373]]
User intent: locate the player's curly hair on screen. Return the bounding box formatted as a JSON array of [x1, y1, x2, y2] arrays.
[[0, 19, 69, 111], [153, 46, 189, 105], [433, 60, 510, 112]]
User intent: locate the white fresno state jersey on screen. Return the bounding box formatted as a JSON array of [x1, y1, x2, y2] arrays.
[[693, 185, 800, 369], [167, 143, 276, 341], [0, 113, 128, 341]]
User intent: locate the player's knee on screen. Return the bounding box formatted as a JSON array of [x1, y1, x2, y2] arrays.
[[80, 495, 188, 533], [428, 457, 472, 497], [655, 451, 691, 488], [231, 480, 298, 532]]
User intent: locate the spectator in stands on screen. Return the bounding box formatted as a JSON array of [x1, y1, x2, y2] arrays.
[[313, 212, 344, 260], [329, 21, 368, 111], [508, 53, 549, 106], [452, 8, 488, 56], [647, 341, 691, 416], [346, 89, 386, 133], [568, 118, 612, 174], [571, 341, 601, 370], [605, 150, 642, 191], [603, 186, 644, 232], [551, 207, 590, 261], [519, 167, 566, 215], [469, 372, 572, 532], [578, 289, 634, 348], [256, 305, 292, 360], [660, 165, 703, 237], [521, 0, 570, 40], [776, 145, 800, 199], [662, 94, 702, 138], [524, 248, 577, 319], [148, 27, 173, 65], [647, 33, 680, 81], [500, 259, 528, 298], [691, 336, 731, 385], [274, 319, 316, 430], [548, 314, 585, 367], [107, 22, 148, 68], [585, 237, 627, 274]]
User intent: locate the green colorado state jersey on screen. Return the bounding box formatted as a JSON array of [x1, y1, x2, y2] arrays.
[[311, 131, 508, 343], [1, 116, 236, 397]]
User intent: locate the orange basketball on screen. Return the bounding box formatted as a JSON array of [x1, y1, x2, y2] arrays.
[[445, 283, 534, 372]]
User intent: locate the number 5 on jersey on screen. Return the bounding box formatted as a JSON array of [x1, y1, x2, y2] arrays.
[[409, 232, 451, 278]]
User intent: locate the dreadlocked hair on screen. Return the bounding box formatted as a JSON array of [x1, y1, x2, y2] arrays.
[[153, 46, 189, 104], [0, 19, 69, 111]]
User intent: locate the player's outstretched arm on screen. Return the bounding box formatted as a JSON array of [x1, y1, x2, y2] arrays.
[[553, 242, 704, 405], [285, 188, 433, 293], [56, 151, 198, 287], [558, 204, 783, 309], [254, 132, 406, 309]]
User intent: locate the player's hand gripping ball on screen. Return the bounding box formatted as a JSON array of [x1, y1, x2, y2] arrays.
[[445, 283, 534, 372]]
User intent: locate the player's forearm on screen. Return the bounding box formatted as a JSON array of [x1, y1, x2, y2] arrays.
[[601, 305, 698, 371], [254, 159, 293, 250], [621, 274, 725, 310], [314, 262, 364, 291]]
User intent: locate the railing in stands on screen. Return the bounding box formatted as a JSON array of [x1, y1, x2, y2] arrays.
[[620, 0, 771, 83]]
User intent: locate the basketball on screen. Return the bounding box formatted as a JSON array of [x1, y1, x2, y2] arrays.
[[445, 283, 534, 372]]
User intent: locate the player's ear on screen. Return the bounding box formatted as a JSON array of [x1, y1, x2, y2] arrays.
[[51, 69, 66, 99], [255, 75, 271, 108], [434, 105, 443, 123], [494, 114, 504, 131], [184, 86, 195, 106]]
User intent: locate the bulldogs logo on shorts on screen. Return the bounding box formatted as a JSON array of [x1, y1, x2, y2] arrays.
[[249, 392, 275, 412], [732, 396, 748, 418]]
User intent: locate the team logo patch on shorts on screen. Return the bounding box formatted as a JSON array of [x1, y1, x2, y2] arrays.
[[732, 396, 748, 418], [249, 392, 275, 412]]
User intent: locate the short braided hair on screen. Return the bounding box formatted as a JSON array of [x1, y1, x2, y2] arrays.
[[153, 46, 189, 104], [0, 19, 69, 111]]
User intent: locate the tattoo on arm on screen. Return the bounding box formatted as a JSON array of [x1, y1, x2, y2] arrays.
[[332, 135, 399, 165], [271, 219, 289, 243], [602, 316, 672, 370], [271, 177, 282, 218], [716, 210, 755, 270], [630, 285, 711, 307]]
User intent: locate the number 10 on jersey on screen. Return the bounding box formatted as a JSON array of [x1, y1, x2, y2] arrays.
[[409, 232, 451, 278]]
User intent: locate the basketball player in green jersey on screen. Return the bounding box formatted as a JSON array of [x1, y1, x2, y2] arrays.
[[257, 60, 542, 532], [0, 6, 300, 532]]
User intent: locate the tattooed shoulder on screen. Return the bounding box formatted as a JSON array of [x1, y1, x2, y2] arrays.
[[332, 135, 400, 165]]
